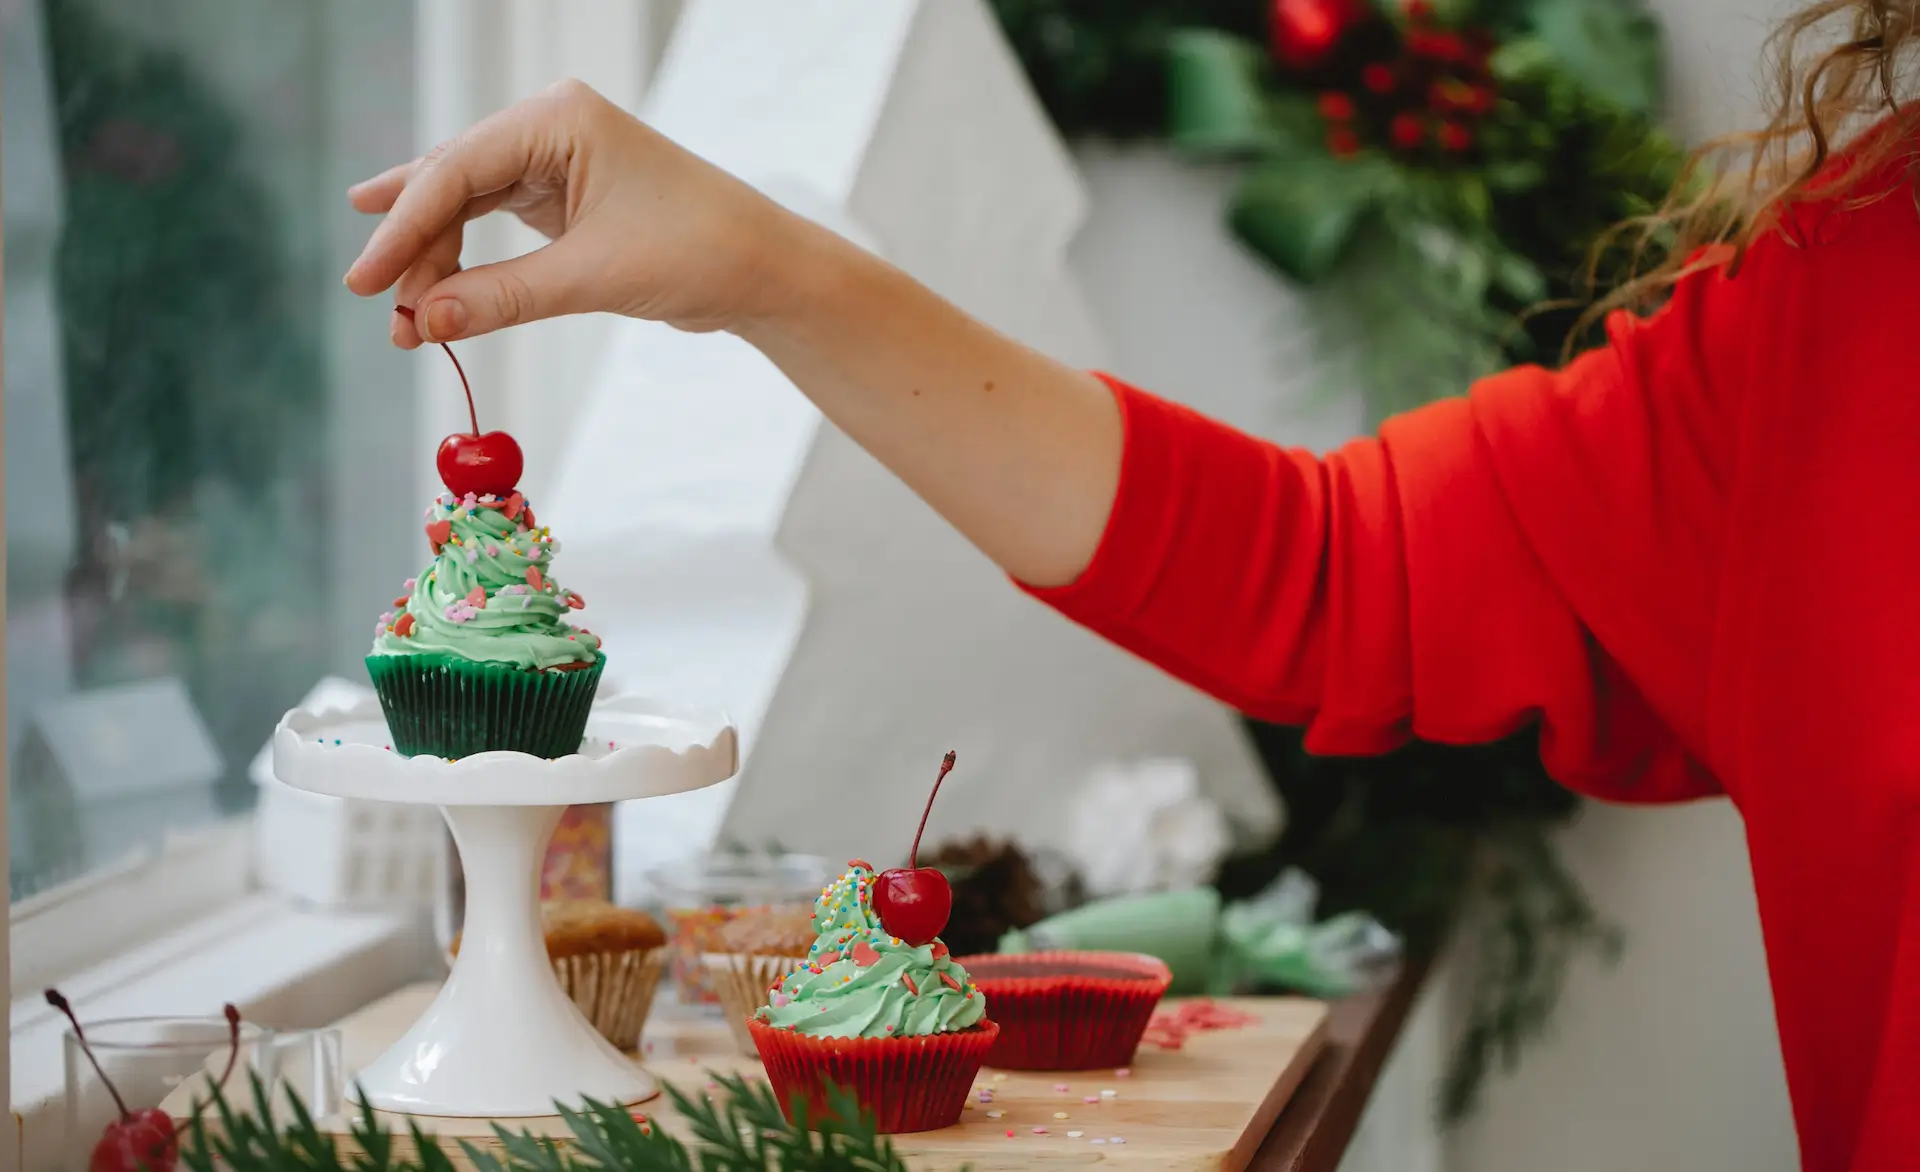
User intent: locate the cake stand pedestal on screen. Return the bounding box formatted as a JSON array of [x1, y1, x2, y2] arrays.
[[272, 696, 738, 1118]]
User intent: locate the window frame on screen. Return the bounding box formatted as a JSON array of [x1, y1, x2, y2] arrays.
[[7, 4, 668, 1163]]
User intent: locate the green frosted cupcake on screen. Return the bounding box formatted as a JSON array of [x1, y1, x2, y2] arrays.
[[747, 861, 997, 1133], [368, 489, 604, 759]]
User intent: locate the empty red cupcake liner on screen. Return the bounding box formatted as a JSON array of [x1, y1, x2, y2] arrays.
[[746, 1016, 999, 1134], [956, 950, 1172, 1070]]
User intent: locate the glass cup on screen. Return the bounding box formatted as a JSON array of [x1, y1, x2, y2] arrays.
[[64, 1015, 344, 1168], [645, 852, 834, 1009], [254, 1027, 347, 1127]]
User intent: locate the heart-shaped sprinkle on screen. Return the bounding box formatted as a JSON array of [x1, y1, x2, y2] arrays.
[[465, 586, 486, 607], [503, 491, 525, 520], [393, 612, 415, 637], [818, 951, 842, 966], [565, 592, 586, 610], [940, 971, 963, 992], [851, 941, 881, 966], [526, 565, 545, 591], [931, 941, 949, 960], [523, 506, 537, 529], [426, 519, 452, 552], [393, 595, 410, 607]]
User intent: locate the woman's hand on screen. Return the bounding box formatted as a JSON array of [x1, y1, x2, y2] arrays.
[[346, 80, 1122, 589], [345, 79, 796, 347]]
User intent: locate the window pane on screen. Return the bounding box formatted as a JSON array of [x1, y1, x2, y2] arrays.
[[3, 0, 417, 900]]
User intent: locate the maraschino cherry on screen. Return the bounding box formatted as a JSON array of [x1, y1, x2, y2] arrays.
[[872, 750, 960, 947], [46, 989, 242, 1172], [395, 305, 524, 497]]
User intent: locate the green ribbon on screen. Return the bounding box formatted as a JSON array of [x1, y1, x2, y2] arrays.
[[1167, 28, 1390, 286], [1165, 29, 1274, 155], [1000, 873, 1400, 1001]]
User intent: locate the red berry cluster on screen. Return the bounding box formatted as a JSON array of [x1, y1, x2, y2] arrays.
[[1317, 0, 1499, 160]]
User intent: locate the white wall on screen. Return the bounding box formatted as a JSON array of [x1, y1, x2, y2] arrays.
[[1443, 806, 1793, 1170]]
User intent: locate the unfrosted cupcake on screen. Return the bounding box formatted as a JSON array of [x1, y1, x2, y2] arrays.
[[703, 906, 817, 1055], [957, 950, 1171, 1069], [455, 900, 667, 1050], [367, 488, 604, 759], [747, 860, 997, 1134]]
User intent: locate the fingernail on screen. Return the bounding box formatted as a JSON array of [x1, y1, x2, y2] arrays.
[[389, 312, 407, 347], [423, 299, 467, 341]]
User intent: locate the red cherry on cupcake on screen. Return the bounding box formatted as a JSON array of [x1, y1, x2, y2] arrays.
[[872, 750, 959, 947], [395, 306, 525, 498], [46, 989, 242, 1172], [437, 431, 523, 499]]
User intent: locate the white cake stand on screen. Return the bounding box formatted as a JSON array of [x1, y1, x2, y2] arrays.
[[272, 695, 738, 1118]]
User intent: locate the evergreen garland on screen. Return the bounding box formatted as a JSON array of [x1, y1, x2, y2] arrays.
[[990, 0, 1689, 1121], [182, 1072, 917, 1172]]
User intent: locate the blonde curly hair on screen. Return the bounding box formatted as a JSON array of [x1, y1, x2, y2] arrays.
[[1597, 0, 1920, 321]]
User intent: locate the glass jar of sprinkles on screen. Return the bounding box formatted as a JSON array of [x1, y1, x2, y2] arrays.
[[644, 852, 833, 1007]]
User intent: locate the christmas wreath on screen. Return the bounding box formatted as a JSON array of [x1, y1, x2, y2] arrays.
[[992, 0, 1689, 1120]]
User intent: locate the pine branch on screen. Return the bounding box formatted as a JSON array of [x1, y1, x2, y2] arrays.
[[1437, 822, 1622, 1121], [175, 1069, 931, 1172]]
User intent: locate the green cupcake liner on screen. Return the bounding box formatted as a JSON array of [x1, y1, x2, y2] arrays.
[[365, 651, 606, 760]]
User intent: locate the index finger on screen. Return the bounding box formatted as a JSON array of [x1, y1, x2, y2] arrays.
[[343, 100, 546, 296], [347, 160, 415, 214]]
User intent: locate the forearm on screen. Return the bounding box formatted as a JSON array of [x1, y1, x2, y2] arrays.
[[733, 212, 1122, 589]]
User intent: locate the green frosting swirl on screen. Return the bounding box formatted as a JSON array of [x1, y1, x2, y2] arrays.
[[370, 491, 602, 671], [755, 861, 986, 1039]]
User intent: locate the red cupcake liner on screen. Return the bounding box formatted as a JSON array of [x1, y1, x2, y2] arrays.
[[956, 951, 1172, 1070], [747, 1016, 999, 1134]]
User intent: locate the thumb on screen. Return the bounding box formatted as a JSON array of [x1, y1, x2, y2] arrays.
[[413, 235, 600, 342]]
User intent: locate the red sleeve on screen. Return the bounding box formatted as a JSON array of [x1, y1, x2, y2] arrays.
[[1022, 270, 1748, 803]]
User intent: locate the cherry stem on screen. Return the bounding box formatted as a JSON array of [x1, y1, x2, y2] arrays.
[[46, 989, 131, 1121], [906, 751, 957, 871], [395, 305, 480, 435], [173, 1005, 243, 1139]]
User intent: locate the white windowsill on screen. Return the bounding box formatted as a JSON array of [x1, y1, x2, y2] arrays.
[[11, 893, 429, 1172]]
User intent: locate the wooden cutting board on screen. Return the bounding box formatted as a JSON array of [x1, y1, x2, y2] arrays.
[[317, 982, 1327, 1171]]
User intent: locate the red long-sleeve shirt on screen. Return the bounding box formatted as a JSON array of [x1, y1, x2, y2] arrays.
[[1025, 174, 1920, 1170]]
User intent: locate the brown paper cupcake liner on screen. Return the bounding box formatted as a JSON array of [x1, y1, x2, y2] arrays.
[[747, 1017, 999, 1134], [703, 952, 809, 1056], [554, 947, 668, 1051], [956, 950, 1171, 1070]]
